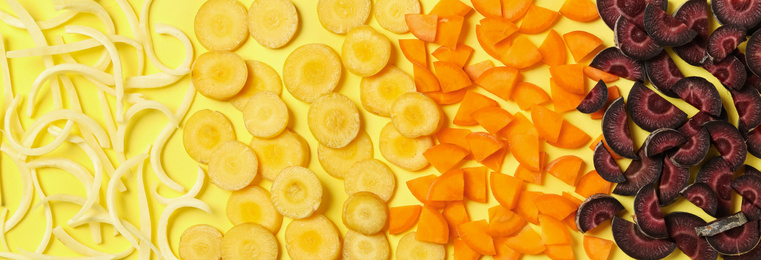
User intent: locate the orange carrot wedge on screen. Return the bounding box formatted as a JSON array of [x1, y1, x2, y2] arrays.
[[530, 105, 563, 143], [588, 134, 622, 159], [505, 226, 545, 254], [454, 239, 482, 260], [414, 64, 442, 92], [563, 214, 579, 232], [434, 61, 473, 93], [563, 31, 603, 62], [501, 0, 532, 21], [494, 237, 523, 260], [584, 236, 614, 260], [430, 0, 473, 17], [547, 120, 591, 149], [476, 66, 520, 101], [533, 194, 578, 220], [549, 64, 586, 95], [472, 107, 514, 135], [559, 0, 598, 22], [576, 170, 613, 197], [488, 206, 527, 237], [546, 155, 584, 186], [498, 112, 538, 139], [538, 29, 567, 66], [515, 190, 543, 224], [546, 244, 575, 260], [562, 191, 583, 207], [406, 14, 438, 42], [481, 143, 508, 172], [508, 133, 541, 171], [407, 175, 448, 208], [590, 86, 621, 119], [432, 44, 474, 67], [511, 82, 551, 110], [443, 201, 471, 238], [501, 35, 542, 69], [424, 144, 470, 173], [584, 66, 619, 83], [459, 220, 497, 255], [519, 5, 558, 34], [466, 132, 505, 162], [436, 16, 465, 49], [463, 166, 489, 203], [514, 164, 543, 184], [476, 22, 515, 60], [426, 88, 469, 105], [389, 205, 423, 235], [454, 90, 499, 126], [428, 169, 465, 201], [539, 214, 572, 245], [465, 60, 496, 81], [436, 127, 473, 152], [550, 78, 585, 113], [472, 0, 502, 18], [480, 17, 519, 41], [490, 172, 524, 209], [399, 39, 427, 67], [417, 205, 450, 244]]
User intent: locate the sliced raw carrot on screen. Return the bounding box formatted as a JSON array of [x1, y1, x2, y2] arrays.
[[494, 237, 523, 260], [463, 166, 489, 203], [549, 64, 586, 95], [515, 190, 542, 224], [424, 144, 470, 173], [510, 82, 551, 110], [501, 35, 542, 69], [561, 191, 583, 207], [389, 205, 423, 235], [466, 132, 505, 162], [538, 29, 567, 66], [530, 105, 563, 143], [490, 172, 524, 210], [459, 220, 497, 255], [590, 86, 621, 119], [407, 175, 448, 208], [501, 0, 532, 21], [563, 214, 579, 232], [406, 14, 438, 42], [426, 88, 469, 105], [453, 90, 499, 126], [487, 206, 527, 237], [545, 244, 575, 260], [533, 194, 578, 220], [514, 164, 543, 184], [476, 66, 520, 101], [414, 64, 442, 92], [519, 5, 558, 34], [583, 236, 614, 260], [472, 107, 514, 135], [416, 205, 450, 244], [539, 214, 572, 245], [443, 201, 471, 238], [547, 120, 591, 149], [498, 112, 538, 139], [436, 16, 465, 49], [584, 66, 619, 83], [481, 143, 508, 172], [508, 133, 541, 171], [436, 127, 472, 152], [399, 39, 427, 67], [576, 170, 613, 197], [588, 134, 621, 159], [559, 0, 598, 22], [434, 61, 473, 93], [430, 0, 473, 17], [432, 44, 474, 67], [505, 226, 545, 255], [476, 19, 516, 60], [428, 169, 465, 201], [464, 60, 496, 81], [472, 0, 502, 18], [454, 239, 482, 260], [563, 31, 603, 62], [549, 78, 585, 113], [546, 155, 584, 186]]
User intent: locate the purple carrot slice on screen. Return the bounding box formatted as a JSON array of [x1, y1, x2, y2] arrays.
[[674, 0, 710, 39], [677, 111, 718, 137], [743, 197, 761, 221], [711, 0, 761, 29], [613, 148, 664, 196], [590, 47, 646, 82], [707, 25, 747, 61], [615, 16, 663, 61], [734, 51, 761, 92], [730, 86, 761, 132], [747, 165, 761, 176], [702, 55, 748, 91], [695, 156, 735, 216], [602, 97, 637, 159], [596, 0, 668, 29], [643, 3, 698, 47], [612, 216, 677, 259], [658, 155, 690, 207], [664, 212, 719, 260], [575, 193, 625, 233], [643, 128, 687, 157], [745, 30, 761, 78], [593, 141, 627, 183], [577, 80, 609, 114], [704, 121, 748, 171], [634, 183, 669, 238], [744, 126, 761, 158], [644, 51, 684, 98], [733, 174, 761, 209], [673, 37, 710, 66], [627, 82, 687, 132], [681, 182, 719, 217], [670, 127, 711, 167], [696, 212, 748, 237], [724, 235, 761, 259], [705, 220, 761, 256], [670, 77, 723, 117]]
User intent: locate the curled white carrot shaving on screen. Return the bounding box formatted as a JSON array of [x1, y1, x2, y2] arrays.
[[150, 83, 196, 192], [53, 0, 115, 71], [7, 35, 140, 59], [0, 144, 34, 233], [158, 198, 211, 260], [150, 166, 205, 206], [30, 170, 52, 254], [106, 153, 147, 248], [0, 208, 9, 251], [139, 0, 193, 76], [0, 7, 79, 30], [27, 158, 95, 223], [124, 72, 183, 90], [136, 156, 151, 260], [115, 99, 179, 153], [52, 227, 134, 259]]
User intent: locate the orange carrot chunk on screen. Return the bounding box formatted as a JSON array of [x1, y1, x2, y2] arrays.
[[466, 132, 505, 162], [407, 175, 448, 208], [508, 133, 541, 171], [510, 82, 551, 110], [584, 66, 619, 83], [494, 237, 523, 260], [463, 166, 489, 203], [389, 205, 423, 235], [501, 35, 542, 69], [538, 29, 567, 66], [545, 244, 575, 260], [501, 0, 532, 21], [533, 194, 578, 220], [490, 172, 524, 210], [416, 205, 450, 244], [406, 14, 438, 42], [426, 88, 469, 105], [459, 220, 497, 255], [454, 238, 482, 260], [471, 0, 502, 18], [546, 155, 584, 186], [583, 236, 614, 260], [514, 164, 543, 184], [399, 39, 427, 67], [519, 5, 558, 34], [550, 78, 585, 113], [476, 66, 520, 101], [481, 143, 509, 172], [530, 105, 563, 143], [488, 206, 527, 237], [472, 107, 514, 135], [588, 134, 622, 159], [454, 90, 499, 126], [464, 60, 496, 81], [562, 191, 583, 207], [576, 170, 613, 197], [424, 144, 470, 173], [515, 190, 543, 224], [539, 214, 572, 245], [505, 226, 545, 255], [434, 61, 473, 93], [476, 20, 516, 60], [432, 44, 474, 67], [428, 169, 465, 201], [563, 31, 603, 62], [559, 0, 598, 22], [436, 16, 465, 49], [498, 112, 538, 139], [443, 201, 471, 238], [414, 64, 441, 92], [549, 64, 586, 95], [430, 0, 473, 17], [436, 127, 473, 152], [563, 214, 579, 232], [547, 120, 591, 149], [590, 86, 621, 119]]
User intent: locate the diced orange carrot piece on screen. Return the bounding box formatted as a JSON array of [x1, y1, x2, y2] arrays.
[[588, 134, 622, 159], [549, 64, 586, 95], [547, 120, 591, 149], [434, 61, 473, 93], [472, 0, 502, 18], [515, 190, 542, 224], [590, 86, 621, 119], [546, 244, 575, 260], [459, 220, 497, 255], [508, 133, 541, 171], [399, 39, 427, 67], [561, 191, 583, 207], [514, 164, 543, 184], [481, 143, 508, 172], [443, 201, 471, 238], [454, 238, 482, 260], [519, 5, 558, 34], [505, 226, 545, 255], [407, 175, 448, 208], [476, 66, 519, 101], [584, 236, 614, 260], [530, 105, 563, 143], [490, 172, 523, 210], [498, 112, 538, 139], [465, 60, 496, 81], [389, 205, 423, 235], [414, 64, 441, 92], [432, 44, 474, 67], [426, 88, 468, 105], [430, 0, 473, 17], [488, 206, 527, 237], [501, 0, 532, 21], [539, 214, 572, 245], [550, 78, 585, 113], [463, 166, 488, 203], [424, 144, 470, 173], [436, 16, 465, 49], [533, 194, 578, 220], [454, 90, 499, 126], [466, 132, 505, 162], [584, 66, 619, 83], [428, 169, 465, 201], [406, 14, 438, 42], [559, 0, 598, 22], [494, 237, 523, 260], [563, 31, 603, 62], [563, 214, 579, 232], [510, 82, 551, 110], [576, 170, 613, 197], [476, 22, 514, 60], [417, 205, 450, 244], [436, 128, 472, 153], [501, 35, 542, 69], [539, 29, 567, 66], [546, 155, 584, 186], [472, 107, 514, 135]]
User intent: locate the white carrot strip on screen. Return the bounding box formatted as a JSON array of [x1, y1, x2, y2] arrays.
[[1, 33, 25, 139], [0, 251, 26, 260], [150, 166, 204, 206], [53, 0, 115, 72], [0, 8, 78, 30], [150, 83, 195, 192], [136, 156, 151, 260], [158, 198, 211, 260], [0, 144, 34, 232], [0, 208, 9, 251], [6, 35, 140, 59], [124, 72, 182, 90], [18, 250, 112, 260], [113, 0, 141, 74], [29, 170, 52, 254], [116, 99, 178, 153], [139, 0, 193, 76], [88, 223, 102, 245], [52, 227, 134, 259], [27, 63, 115, 109], [106, 153, 150, 249]]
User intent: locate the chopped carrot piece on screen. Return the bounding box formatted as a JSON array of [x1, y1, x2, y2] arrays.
[[494, 237, 523, 260], [436, 16, 465, 49], [559, 0, 598, 22], [436, 127, 472, 152], [550, 78, 585, 113], [466, 132, 505, 162], [561, 191, 583, 207], [488, 206, 527, 237], [463, 166, 489, 203], [454, 90, 499, 126], [498, 112, 538, 139], [563, 214, 579, 232], [472, 107, 514, 135], [414, 64, 441, 92], [443, 201, 471, 238], [590, 86, 621, 119], [584, 66, 619, 83], [430, 0, 473, 17], [459, 220, 497, 255], [389, 205, 423, 235], [501, 0, 532, 21], [583, 236, 614, 260], [472, 0, 502, 18], [426, 88, 468, 105], [407, 175, 447, 208], [576, 170, 613, 197], [464, 60, 496, 81], [546, 155, 584, 186], [539, 214, 572, 245], [547, 120, 591, 149], [476, 19, 516, 60], [533, 194, 578, 220], [490, 172, 524, 210], [515, 191, 543, 224], [508, 133, 541, 171], [505, 226, 545, 255], [589, 134, 621, 159], [399, 39, 427, 67], [434, 61, 472, 93], [510, 82, 551, 110], [476, 66, 520, 101], [530, 105, 563, 143], [424, 144, 470, 173], [514, 164, 543, 184], [563, 31, 603, 62], [406, 14, 438, 42], [432, 44, 474, 67], [519, 5, 558, 34], [454, 239, 482, 260], [539, 29, 567, 66], [481, 143, 508, 172], [428, 169, 465, 201], [546, 244, 575, 260], [416, 205, 450, 244], [501, 35, 542, 69], [549, 64, 586, 95]]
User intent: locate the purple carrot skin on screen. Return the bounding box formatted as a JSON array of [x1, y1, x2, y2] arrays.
[[577, 80, 608, 114], [644, 51, 684, 98]]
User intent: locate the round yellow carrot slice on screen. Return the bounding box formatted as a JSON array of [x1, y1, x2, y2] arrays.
[[179, 224, 223, 260], [318, 130, 374, 179], [194, 0, 248, 51], [374, 0, 421, 33], [270, 166, 323, 219], [342, 192, 388, 235], [317, 0, 371, 34], [183, 109, 236, 164], [283, 43, 342, 103], [391, 92, 442, 138], [344, 159, 396, 201], [221, 223, 279, 260], [208, 140, 258, 191], [396, 232, 446, 260], [379, 122, 432, 171], [247, 0, 299, 49], [230, 60, 283, 110], [192, 51, 248, 100], [342, 230, 390, 260], [243, 91, 288, 138], [342, 26, 392, 77], [226, 186, 283, 233], [360, 66, 415, 117], [285, 214, 342, 260], [308, 93, 361, 149], [249, 129, 310, 180]]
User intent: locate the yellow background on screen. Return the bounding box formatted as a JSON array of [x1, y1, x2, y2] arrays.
[[0, 0, 753, 259]]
